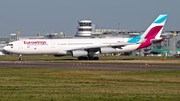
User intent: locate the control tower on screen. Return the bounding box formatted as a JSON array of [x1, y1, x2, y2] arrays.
[[76, 20, 92, 37]]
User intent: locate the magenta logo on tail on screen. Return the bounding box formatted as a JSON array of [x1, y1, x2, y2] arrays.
[[145, 26, 163, 39], [137, 26, 163, 50], [136, 14, 167, 50]]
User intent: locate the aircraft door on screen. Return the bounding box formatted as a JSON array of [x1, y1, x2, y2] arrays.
[[51, 42, 55, 48]]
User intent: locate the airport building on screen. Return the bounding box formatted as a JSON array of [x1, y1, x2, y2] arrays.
[[76, 20, 92, 37]]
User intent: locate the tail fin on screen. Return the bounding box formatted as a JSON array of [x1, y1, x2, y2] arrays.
[[141, 14, 168, 39], [128, 14, 168, 43], [134, 14, 168, 50]]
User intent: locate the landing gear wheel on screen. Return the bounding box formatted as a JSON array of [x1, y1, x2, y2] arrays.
[[89, 57, 94, 60], [94, 57, 99, 60], [78, 57, 84, 60], [19, 54, 23, 61], [78, 56, 99, 60], [19, 58, 23, 61], [78, 57, 89, 60], [83, 57, 88, 60]]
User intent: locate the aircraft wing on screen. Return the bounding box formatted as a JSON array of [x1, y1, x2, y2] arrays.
[[65, 42, 137, 52]]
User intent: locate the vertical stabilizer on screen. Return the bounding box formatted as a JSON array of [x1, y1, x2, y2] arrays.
[[135, 14, 168, 50], [141, 14, 168, 39]]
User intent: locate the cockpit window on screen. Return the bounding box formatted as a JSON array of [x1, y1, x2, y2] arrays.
[[7, 44, 13, 46]]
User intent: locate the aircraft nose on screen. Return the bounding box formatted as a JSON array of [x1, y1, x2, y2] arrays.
[[3, 46, 8, 51]]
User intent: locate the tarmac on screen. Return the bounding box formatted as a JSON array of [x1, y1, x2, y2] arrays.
[[0, 61, 180, 71]]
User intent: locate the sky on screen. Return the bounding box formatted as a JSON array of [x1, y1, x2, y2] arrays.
[[0, 0, 180, 38]]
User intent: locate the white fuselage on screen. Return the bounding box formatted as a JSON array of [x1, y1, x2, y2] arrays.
[[4, 38, 141, 55]]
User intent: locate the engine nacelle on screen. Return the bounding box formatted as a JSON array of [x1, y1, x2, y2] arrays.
[[71, 50, 88, 57], [100, 47, 116, 54]]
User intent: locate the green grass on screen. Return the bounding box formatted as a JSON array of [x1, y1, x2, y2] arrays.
[[0, 67, 180, 101]]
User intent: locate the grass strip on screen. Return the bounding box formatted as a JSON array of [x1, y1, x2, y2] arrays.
[[0, 67, 180, 101]]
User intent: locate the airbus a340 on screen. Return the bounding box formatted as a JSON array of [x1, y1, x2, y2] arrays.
[[3, 14, 168, 60]]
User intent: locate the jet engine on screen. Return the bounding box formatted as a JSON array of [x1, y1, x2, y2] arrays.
[[71, 50, 88, 57], [100, 47, 116, 54]]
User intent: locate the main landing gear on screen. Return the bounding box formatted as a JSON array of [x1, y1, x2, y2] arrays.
[[78, 56, 99, 60], [19, 54, 23, 61]]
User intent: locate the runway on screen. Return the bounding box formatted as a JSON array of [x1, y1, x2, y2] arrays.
[[0, 61, 180, 71]]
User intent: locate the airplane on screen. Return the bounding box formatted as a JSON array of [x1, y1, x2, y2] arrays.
[[3, 14, 168, 61]]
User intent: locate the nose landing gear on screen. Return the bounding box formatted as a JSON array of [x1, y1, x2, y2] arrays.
[[19, 54, 23, 61]]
